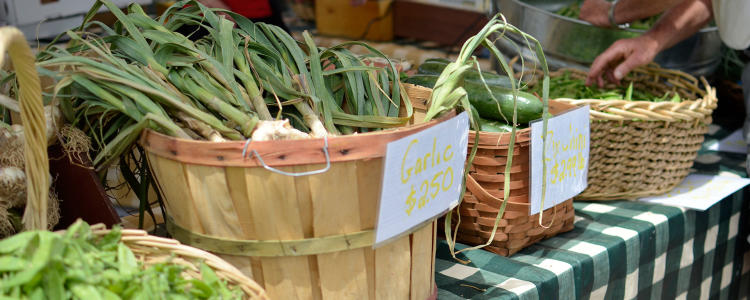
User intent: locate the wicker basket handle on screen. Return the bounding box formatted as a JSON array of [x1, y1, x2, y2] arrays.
[[465, 174, 511, 210], [465, 173, 556, 225], [0, 27, 49, 231]]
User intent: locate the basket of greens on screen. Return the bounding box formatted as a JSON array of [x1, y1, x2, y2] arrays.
[[527, 66, 717, 200], [0, 219, 268, 299]]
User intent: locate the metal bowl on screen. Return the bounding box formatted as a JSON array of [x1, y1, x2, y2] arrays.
[[493, 0, 722, 76]]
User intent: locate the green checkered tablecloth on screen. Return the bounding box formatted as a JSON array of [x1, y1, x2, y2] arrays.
[[435, 125, 750, 299]]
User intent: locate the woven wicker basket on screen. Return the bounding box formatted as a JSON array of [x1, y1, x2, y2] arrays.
[[85, 223, 269, 300], [543, 66, 717, 200], [451, 100, 577, 257]]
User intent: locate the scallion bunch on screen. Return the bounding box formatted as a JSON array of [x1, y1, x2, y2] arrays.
[[15, 0, 410, 172]]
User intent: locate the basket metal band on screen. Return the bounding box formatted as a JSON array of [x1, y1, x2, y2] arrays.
[[166, 218, 375, 257]]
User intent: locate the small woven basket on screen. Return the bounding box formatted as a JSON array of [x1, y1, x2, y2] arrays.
[[452, 100, 577, 257], [543, 66, 717, 200], [85, 223, 269, 300]]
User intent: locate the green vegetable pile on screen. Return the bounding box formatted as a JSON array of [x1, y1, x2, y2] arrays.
[[406, 58, 543, 132], [529, 70, 681, 102], [0, 220, 244, 299]]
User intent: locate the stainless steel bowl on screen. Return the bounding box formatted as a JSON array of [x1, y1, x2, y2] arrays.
[[493, 0, 722, 76]]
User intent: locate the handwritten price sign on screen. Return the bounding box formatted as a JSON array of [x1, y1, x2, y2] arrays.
[[530, 106, 590, 215], [375, 112, 469, 245]]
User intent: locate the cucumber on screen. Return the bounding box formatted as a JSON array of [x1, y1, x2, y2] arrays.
[[478, 117, 513, 133], [472, 85, 542, 124], [423, 58, 452, 64], [417, 59, 453, 75], [417, 60, 513, 88], [404, 74, 438, 89], [404, 74, 543, 124]]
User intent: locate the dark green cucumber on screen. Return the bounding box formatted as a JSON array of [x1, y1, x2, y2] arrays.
[[404, 74, 438, 89], [417, 60, 513, 88], [404, 74, 543, 124], [423, 58, 452, 65], [471, 85, 542, 124], [478, 117, 513, 133]]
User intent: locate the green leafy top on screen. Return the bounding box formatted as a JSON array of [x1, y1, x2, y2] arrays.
[[0, 220, 245, 299]]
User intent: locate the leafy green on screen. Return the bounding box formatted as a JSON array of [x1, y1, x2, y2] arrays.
[[0, 220, 244, 299]]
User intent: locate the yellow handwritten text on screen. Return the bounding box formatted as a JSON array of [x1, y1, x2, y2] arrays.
[[543, 123, 587, 185], [402, 137, 456, 216]]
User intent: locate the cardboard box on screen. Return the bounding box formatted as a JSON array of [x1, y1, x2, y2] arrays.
[[393, 0, 489, 46], [407, 0, 490, 13], [315, 0, 394, 41]]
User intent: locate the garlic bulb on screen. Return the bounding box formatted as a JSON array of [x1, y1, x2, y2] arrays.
[[251, 119, 311, 141], [0, 105, 62, 146], [0, 166, 26, 207]]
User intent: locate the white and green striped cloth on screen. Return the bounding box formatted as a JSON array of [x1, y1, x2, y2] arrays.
[[435, 125, 750, 299]]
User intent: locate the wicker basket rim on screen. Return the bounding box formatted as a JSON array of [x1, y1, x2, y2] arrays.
[[521, 65, 718, 122]]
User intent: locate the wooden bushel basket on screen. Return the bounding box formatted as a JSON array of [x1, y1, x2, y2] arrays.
[[452, 100, 578, 256], [141, 85, 443, 300]]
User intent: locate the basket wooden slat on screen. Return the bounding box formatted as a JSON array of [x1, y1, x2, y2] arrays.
[[546, 66, 717, 200]]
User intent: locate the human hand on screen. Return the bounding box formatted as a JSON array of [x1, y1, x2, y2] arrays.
[[579, 0, 612, 27], [586, 35, 660, 87]]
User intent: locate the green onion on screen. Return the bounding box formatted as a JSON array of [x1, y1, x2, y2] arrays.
[[0, 0, 418, 169]]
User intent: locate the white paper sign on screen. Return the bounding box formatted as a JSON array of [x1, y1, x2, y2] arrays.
[[529, 106, 590, 215], [639, 174, 750, 210], [707, 129, 747, 154], [375, 112, 469, 245]]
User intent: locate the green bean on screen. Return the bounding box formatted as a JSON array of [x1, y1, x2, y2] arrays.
[[529, 70, 670, 102]]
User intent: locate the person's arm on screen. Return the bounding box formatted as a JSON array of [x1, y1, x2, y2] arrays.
[[580, 0, 682, 27], [586, 0, 713, 86]]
